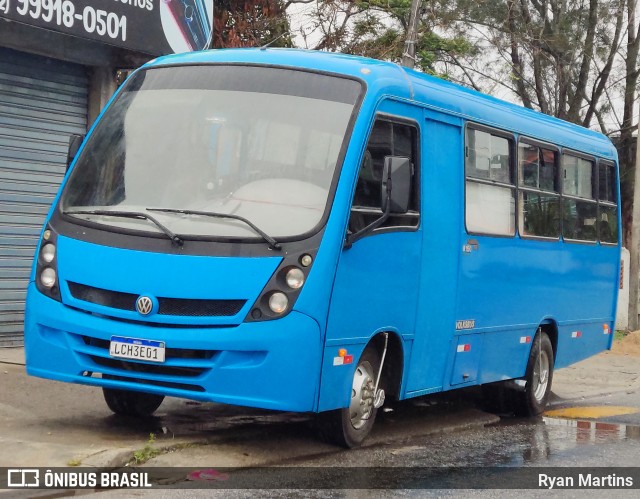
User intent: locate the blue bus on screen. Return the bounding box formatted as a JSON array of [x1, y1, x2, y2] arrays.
[[25, 49, 621, 447]]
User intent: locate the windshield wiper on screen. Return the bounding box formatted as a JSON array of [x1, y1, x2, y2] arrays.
[[63, 209, 184, 246], [146, 208, 280, 250]]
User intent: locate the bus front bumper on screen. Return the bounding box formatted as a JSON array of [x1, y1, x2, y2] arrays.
[[24, 283, 322, 412]]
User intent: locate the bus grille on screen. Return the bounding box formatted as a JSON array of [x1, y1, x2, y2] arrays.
[[67, 282, 246, 317], [82, 336, 216, 360], [94, 373, 206, 393], [89, 355, 205, 377], [80, 336, 214, 387]]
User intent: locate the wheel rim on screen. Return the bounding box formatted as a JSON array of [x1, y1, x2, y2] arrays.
[[349, 361, 375, 430], [532, 349, 550, 402]]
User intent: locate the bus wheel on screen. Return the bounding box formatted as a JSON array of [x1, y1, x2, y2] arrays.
[[318, 346, 381, 448], [516, 331, 554, 417], [103, 387, 165, 417]]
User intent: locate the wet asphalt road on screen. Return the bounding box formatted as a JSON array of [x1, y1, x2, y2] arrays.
[[3, 359, 639, 497], [85, 387, 640, 498]]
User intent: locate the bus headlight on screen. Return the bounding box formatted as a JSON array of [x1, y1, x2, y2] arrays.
[[40, 268, 57, 288], [245, 250, 316, 322], [268, 292, 288, 314], [35, 225, 61, 301], [41, 243, 56, 263], [285, 268, 305, 289]]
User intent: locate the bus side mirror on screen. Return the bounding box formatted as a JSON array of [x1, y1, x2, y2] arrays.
[[67, 134, 84, 171], [381, 156, 411, 214]]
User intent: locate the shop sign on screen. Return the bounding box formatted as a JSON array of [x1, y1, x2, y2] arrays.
[[0, 0, 213, 55]]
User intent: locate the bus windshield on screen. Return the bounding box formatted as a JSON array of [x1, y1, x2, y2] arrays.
[[61, 65, 362, 240]]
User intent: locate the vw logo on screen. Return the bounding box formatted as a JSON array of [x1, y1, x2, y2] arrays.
[[136, 296, 154, 316]]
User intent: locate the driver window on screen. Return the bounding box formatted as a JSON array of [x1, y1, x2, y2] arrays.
[[349, 117, 419, 233]]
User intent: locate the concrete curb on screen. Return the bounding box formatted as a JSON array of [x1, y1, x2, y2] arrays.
[[141, 408, 500, 468]]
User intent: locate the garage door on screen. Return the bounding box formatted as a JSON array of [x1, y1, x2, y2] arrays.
[[0, 47, 88, 346]]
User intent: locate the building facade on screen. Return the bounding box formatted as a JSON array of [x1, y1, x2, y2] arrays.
[[0, 1, 213, 345]]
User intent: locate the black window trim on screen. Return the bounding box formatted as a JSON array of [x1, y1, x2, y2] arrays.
[[516, 137, 561, 241], [56, 62, 367, 254], [560, 149, 597, 200], [596, 158, 619, 246], [517, 137, 560, 193], [559, 149, 598, 245], [464, 125, 618, 246], [348, 112, 422, 237], [464, 122, 517, 238]]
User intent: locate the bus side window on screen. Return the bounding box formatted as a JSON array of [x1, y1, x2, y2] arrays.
[[465, 127, 515, 236], [598, 161, 618, 244], [562, 154, 597, 242], [518, 141, 561, 239], [349, 118, 419, 233]]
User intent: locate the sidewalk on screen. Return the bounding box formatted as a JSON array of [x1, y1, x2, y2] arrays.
[[0, 346, 638, 469], [552, 350, 640, 400]]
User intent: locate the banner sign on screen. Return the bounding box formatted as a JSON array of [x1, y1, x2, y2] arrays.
[[1, 467, 640, 490], [0, 0, 213, 56]]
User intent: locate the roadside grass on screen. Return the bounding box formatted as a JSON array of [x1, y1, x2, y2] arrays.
[[128, 434, 202, 465], [67, 458, 82, 467], [614, 330, 627, 341], [131, 433, 159, 465]]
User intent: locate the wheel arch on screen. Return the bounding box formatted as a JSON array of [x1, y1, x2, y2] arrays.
[[366, 330, 405, 400], [539, 318, 559, 362]]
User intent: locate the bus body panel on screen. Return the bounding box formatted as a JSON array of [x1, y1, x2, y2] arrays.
[[318, 98, 423, 411], [404, 116, 464, 395], [319, 231, 421, 411], [55, 236, 282, 326], [24, 49, 622, 423], [456, 236, 619, 373], [25, 283, 322, 412]]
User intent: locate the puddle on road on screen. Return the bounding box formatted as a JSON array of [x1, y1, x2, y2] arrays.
[[543, 416, 640, 443]]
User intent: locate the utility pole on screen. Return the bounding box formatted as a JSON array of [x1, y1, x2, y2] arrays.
[[402, 0, 423, 69], [629, 119, 640, 330]]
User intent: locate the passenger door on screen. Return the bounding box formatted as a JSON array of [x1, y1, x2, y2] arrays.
[[324, 100, 423, 400]]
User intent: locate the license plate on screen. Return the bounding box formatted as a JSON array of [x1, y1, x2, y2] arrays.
[[109, 336, 165, 363]]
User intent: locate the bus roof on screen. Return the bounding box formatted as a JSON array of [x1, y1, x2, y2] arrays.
[[146, 48, 617, 161]]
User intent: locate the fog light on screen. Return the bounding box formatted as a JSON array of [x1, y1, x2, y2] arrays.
[[285, 268, 305, 289], [40, 267, 57, 288], [41, 243, 56, 264], [268, 292, 288, 314]]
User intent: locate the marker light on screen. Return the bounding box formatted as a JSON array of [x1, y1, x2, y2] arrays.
[[285, 268, 305, 289], [300, 254, 313, 267], [41, 243, 56, 264], [268, 292, 288, 314], [43, 229, 51, 241], [40, 268, 57, 288]]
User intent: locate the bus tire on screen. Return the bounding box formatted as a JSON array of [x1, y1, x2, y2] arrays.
[[515, 331, 554, 417], [318, 346, 380, 448], [103, 387, 165, 417]]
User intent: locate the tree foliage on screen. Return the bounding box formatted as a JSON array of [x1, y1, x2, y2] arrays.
[[295, 1, 474, 76], [451, 0, 625, 130], [213, 1, 291, 48]]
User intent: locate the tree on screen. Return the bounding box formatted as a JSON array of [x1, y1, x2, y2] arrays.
[[448, 0, 625, 125], [293, 1, 474, 76], [616, 0, 640, 244], [213, 1, 292, 48]]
